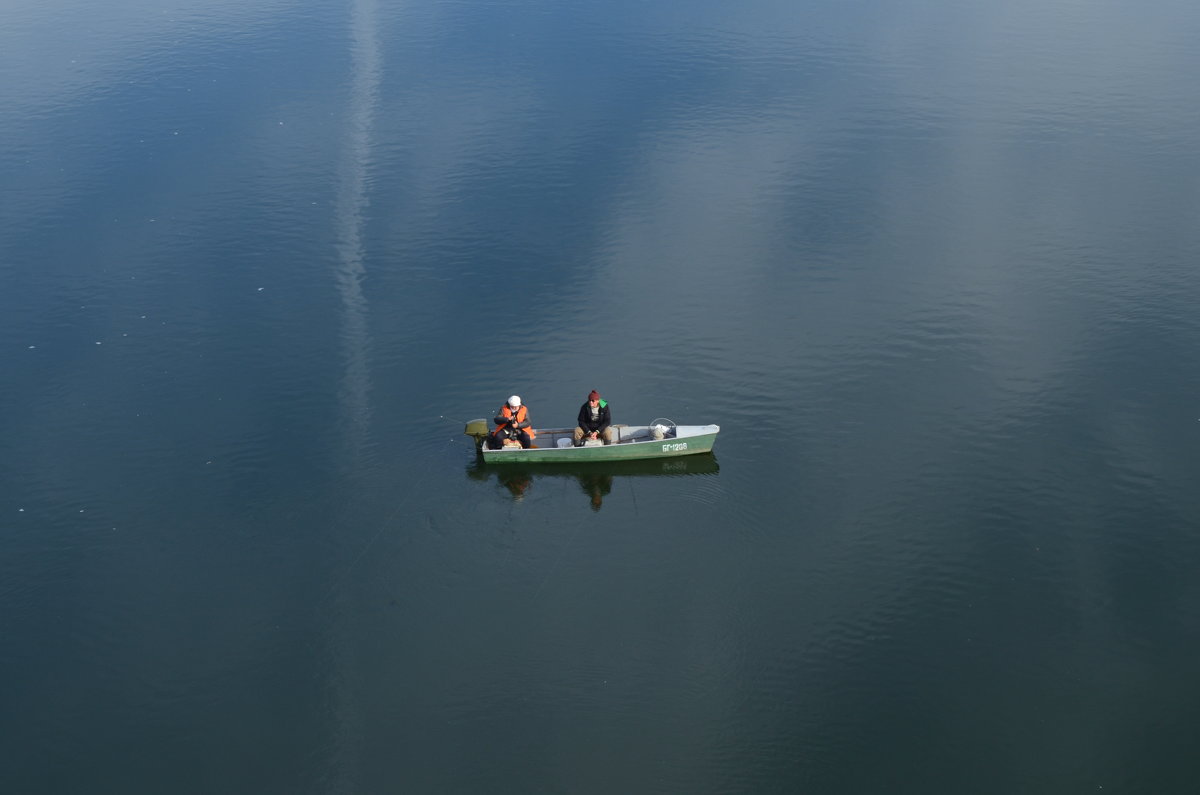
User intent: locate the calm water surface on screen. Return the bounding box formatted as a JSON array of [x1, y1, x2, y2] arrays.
[[3, 1, 1200, 792]]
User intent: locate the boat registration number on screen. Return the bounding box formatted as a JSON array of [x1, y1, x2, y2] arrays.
[[662, 442, 688, 452]]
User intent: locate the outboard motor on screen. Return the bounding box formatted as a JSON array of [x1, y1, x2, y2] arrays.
[[464, 418, 490, 450]]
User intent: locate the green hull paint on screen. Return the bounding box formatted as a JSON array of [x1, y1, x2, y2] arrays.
[[482, 433, 718, 463], [467, 422, 721, 464]]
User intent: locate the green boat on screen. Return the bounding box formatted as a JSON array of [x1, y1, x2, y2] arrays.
[[464, 418, 720, 463]]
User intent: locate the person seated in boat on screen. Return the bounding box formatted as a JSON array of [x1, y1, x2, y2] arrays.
[[573, 390, 613, 446], [489, 395, 535, 449]]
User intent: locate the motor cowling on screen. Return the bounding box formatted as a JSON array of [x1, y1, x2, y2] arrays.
[[464, 418, 489, 448]]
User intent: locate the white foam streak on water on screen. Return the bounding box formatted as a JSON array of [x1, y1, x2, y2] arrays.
[[323, 0, 383, 788], [332, 0, 381, 462]]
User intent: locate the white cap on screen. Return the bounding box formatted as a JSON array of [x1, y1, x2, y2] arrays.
[[508, 395, 521, 408]]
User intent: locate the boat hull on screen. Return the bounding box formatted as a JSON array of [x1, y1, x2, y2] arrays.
[[475, 423, 720, 464]]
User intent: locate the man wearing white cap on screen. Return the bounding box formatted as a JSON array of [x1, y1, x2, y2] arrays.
[[489, 395, 535, 449]]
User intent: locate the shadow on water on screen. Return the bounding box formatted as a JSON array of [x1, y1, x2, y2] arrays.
[[466, 454, 720, 511]]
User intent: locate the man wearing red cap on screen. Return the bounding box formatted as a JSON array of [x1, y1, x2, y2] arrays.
[[573, 390, 613, 446]]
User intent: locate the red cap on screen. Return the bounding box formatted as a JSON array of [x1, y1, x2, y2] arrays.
[[588, 390, 600, 401]]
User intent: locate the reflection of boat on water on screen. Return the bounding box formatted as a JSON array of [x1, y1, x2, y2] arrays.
[[467, 453, 719, 510], [468, 454, 720, 481]]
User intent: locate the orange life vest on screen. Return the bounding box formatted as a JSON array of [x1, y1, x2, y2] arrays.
[[493, 404, 535, 439]]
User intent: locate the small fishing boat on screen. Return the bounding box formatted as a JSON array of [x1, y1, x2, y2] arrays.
[[464, 417, 720, 463]]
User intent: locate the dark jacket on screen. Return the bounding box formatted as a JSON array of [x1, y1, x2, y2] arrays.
[[577, 400, 611, 433]]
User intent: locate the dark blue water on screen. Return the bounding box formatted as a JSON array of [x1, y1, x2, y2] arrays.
[[4, 1, 1200, 791]]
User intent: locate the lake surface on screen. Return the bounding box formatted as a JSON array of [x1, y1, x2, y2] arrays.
[[3, 1, 1200, 792]]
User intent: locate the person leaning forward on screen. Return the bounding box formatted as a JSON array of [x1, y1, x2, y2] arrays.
[[573, 390, 613, 446], [490, 395, 535, 449]]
